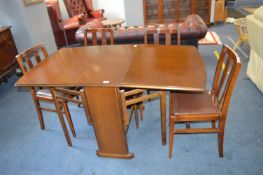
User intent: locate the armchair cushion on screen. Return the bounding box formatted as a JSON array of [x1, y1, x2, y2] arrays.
[[254, 6, 263, 22]]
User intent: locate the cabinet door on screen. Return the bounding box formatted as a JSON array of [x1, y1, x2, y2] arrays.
[[178, 0, 194, 22], [144, 0, 162, 24], [162, 0, 177, 23], [195, 0, 211, 24], [0, 29, 17, 77], [214, 0, 226, 22]]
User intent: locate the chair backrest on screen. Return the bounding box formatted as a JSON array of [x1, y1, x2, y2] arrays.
[[144, 28, 171, 45], [84, 28, 114, 46], [212, 45, 242, 116], [63, 0, 89, 18], [16, 44, 48, 75]]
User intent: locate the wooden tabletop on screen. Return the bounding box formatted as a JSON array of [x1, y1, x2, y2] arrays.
[[101, 18, 125, 27], [16, 45, 206, 91]]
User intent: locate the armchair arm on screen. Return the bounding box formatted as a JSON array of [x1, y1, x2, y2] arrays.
[[89, 9, 104, 18], [63, 14, 86, 30]]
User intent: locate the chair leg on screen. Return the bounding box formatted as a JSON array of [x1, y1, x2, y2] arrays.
[[218, 132, 224, 158], [32, 98, 45, 130], [139, 102, 144, 121], [185, 122, 191, 128], [233, 40, 242, 50], [57, 111, 72, 147], [61, 101, 76, 137], [212, 120, 216, 128], [169, 118, 175, 158], [134, 104, 139, 128]]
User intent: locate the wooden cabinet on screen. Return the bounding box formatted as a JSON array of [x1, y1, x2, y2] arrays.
[[0, 27, 18, 79], [214, 0, 227, 22], [143, 0, 211, 25]]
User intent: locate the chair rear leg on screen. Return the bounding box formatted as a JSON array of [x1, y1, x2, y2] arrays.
[[62, 101, 76, 137], [139, 102, 144, 121], [185, 122, 191, 128], [134, 104, 139, 128], [212, 120, 216, 128], [169, 118, 175, 158]]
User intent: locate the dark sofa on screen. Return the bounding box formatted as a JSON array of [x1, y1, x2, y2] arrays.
[[75, 14, 207, 47]]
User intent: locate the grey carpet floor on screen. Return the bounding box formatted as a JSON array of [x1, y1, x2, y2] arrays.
[[0, 23, 263, 175]]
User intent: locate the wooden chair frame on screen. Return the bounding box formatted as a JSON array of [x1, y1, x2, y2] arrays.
[[169, 45, 242, 158], [16, 44, 84, 147], [50, 87, 92, 146], [120, 89, 166, 144], [84, 28, 114, 46]]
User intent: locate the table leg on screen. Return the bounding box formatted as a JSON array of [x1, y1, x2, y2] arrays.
[[84, 87, 134, 159]]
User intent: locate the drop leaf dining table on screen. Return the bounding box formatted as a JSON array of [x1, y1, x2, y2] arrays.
[[16, 44, 206, 159]]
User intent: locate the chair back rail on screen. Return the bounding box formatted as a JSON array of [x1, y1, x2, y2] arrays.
[[16, 44, 48, 74], [212, 45, 242, 116], [84, 28, 114, 46]]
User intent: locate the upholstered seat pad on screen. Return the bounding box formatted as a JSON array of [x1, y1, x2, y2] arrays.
[[172, 91, 221, 117], [36, 89, 53, 99]]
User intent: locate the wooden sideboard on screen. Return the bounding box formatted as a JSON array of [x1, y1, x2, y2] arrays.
[[0, 26, 18, 80], [214, 0, 227, 22], [143, 0, 211, 25]]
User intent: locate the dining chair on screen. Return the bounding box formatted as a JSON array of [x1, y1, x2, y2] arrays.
[[16, 44, 90, 146], [169, 45, 242, 158], [50, 87, 91, 145], [119, 89, 166, 138], [144, 27, 171, 45], [84, 28, 114, 46]]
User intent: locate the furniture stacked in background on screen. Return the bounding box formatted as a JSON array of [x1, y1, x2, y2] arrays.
[[143, 0, 211, 25], [246, 6, 263, 93], [75, 14, 207, 47], [0, 26, 18, 81], [45, 0, 104, 48]]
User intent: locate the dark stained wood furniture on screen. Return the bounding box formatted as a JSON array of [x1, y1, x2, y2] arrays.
[[16, 45, 207, 159], [0, 26, 18, 80], [84, 28, 114, 46], [16, 44, 88, 147], [143, 0, 211, 25], [169, 45, 242, 158]]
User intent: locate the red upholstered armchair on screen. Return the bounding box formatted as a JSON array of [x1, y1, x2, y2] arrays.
[[45, 0, 86, 48], [63, 0, 104, 22]]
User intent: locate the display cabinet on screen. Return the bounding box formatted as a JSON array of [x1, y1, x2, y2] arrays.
[[143, 0, 211, 25]]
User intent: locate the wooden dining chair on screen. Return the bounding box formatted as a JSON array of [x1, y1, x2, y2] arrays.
[[144, 27, 171, 45], [50, 87, 92, 146], [16, 44, 89, 146], [169, 45, 242, 158], [84, 28, 114, 46], [119, 89, 166, 140]]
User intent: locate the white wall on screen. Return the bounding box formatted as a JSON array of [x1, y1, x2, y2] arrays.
[[0, 0, 57, 54], [93, 0, 126, 20], [123, 0, 144, 26]]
